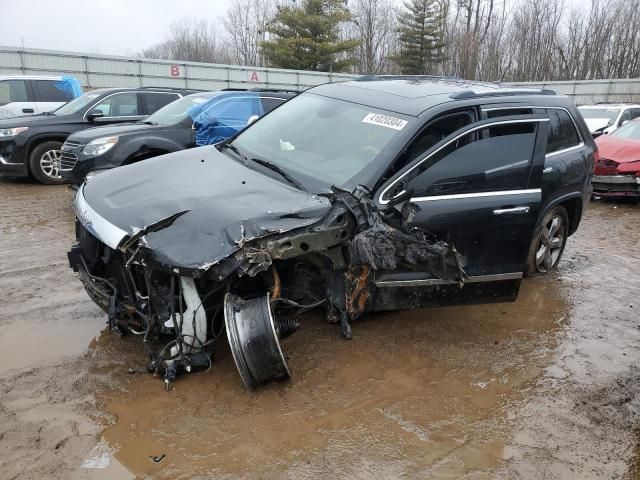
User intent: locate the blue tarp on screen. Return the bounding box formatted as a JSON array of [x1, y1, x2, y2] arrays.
[[54, 76, 83, 99], [187, 92, 264, 146]]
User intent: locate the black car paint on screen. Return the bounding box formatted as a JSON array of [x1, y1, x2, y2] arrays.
[[61, 92, 296, 185], [0, 88, 197, 178], [80, 147, 332, 270], [67, 78, 597, 388]]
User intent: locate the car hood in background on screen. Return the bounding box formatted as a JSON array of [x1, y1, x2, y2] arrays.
[[78, 146, 332, 271], [596, 135, 640, 164], [0, 113, 78, 128], [70, 122, 163, 142], [584, 118, 612, 133]]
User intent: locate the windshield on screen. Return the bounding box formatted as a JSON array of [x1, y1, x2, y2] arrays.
[[229, 93, 412, 188], [611, 120, 640, 140], [579, 107, 620, 123], [52, 92, 101, 116], [146, 93, 218, 126]]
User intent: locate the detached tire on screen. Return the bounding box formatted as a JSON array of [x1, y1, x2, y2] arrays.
[[526, 205, 569, 276], [29, 141, 64, 184]]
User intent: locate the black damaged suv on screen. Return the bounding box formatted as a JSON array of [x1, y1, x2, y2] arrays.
[[68, 77, 595, 389]]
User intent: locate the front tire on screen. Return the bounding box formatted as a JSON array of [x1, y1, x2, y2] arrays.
[[29, 141, 64, 184], [526, 205, 569, 276]]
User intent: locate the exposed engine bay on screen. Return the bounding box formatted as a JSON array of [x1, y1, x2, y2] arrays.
[[68, 182, 466, 390]]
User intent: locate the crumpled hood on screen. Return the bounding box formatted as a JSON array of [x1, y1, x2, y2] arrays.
[[596, 135, 640, 164], [79, 146, 332, 270]]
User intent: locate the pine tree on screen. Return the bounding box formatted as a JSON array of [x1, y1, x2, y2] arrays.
[[261, 0, 360, 72], [395, 0, 445, 75]]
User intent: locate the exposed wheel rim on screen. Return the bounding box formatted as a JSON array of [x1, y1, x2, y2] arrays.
[[535, 215, 566, 273], [39, 149, 62, 179]]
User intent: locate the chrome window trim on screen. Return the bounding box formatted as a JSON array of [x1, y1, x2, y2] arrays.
[[480, 105, 585, 155], [82, 90, 181, 121], [375, 272, 523, 288], [74, 185, 128, 250], [410, 188, 541, 203], [378, 118, 550, 205]]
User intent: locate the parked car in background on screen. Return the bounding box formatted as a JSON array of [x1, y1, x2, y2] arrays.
[[593, 118, 640, 200], [0, 86, 198, 184], [0, 75, 83, 120], [578, 103, 640, 137], [68, 77, 596, 388], [60, 89, 297, 185]]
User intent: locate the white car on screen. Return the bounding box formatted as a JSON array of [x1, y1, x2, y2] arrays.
[[578, 104, 640, 136], [0, 75, 82, 119]]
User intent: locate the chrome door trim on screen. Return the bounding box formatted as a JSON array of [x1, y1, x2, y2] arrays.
[[378, 118, 550, 206], [375, 272, 523, 288], [493, 206, 530, 215], [410, 188, 541, 203]]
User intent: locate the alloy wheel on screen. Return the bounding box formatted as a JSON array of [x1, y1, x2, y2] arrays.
[[535, 214, 566, 273], [39, 149, 63, 180]]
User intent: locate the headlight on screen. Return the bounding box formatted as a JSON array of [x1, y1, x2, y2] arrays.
[[82, 136, 118, 156], [0, 127, 29, 138]]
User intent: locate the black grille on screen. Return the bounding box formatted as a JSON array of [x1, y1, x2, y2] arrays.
[[60, 151, 78, 171]]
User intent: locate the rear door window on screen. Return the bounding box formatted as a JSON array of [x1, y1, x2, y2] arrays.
[[32, 80, 73, 102], [93, 92, 140, 117], [0, 80, 29, 105], [142, 92, 179, 115], [544, 109, 580, 154]]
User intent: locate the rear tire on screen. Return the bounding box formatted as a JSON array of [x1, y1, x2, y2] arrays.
[[29, 141, 65, 184], [526, 205, 569, 276]]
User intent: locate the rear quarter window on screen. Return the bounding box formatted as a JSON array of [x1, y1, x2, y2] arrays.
[[33, 80, 73, 102], [143, 92, 180, 115], [545, 109, 581, 154]]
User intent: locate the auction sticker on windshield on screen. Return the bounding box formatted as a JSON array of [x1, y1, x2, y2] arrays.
[[362, 113, 408, 131]]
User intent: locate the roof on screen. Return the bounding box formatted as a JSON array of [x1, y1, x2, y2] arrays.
[[310, 77, 558, 116], [579, 104, 640, 109]]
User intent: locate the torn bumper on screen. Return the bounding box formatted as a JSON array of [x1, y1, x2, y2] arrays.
[[592, 174, 640, 198]]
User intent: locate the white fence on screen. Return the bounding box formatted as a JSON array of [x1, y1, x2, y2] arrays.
[[1, 46, 639, 104], [0, 46, 354, 91]]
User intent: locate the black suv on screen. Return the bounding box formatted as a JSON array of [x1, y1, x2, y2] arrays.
[[68, 77, 595, 389], [0, 87, 198, 184], [60, 89, 296, 185]]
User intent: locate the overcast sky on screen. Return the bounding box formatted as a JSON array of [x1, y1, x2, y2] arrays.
[[0, 0, 233, 56]]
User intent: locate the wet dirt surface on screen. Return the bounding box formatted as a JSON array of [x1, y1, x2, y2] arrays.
[[1, 177, 639, 479]]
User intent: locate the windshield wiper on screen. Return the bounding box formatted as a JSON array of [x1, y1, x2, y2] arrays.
[[219, 142, 249, 163], [250, 158, 306, 191]]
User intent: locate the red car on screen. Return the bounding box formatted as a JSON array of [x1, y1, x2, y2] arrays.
[[594, 118, 640, 199]]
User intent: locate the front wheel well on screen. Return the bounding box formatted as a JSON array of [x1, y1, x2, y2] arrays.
[[123, 149, 170, 165]]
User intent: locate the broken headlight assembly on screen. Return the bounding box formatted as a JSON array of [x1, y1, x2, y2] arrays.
[[82, 136, 118, 156]]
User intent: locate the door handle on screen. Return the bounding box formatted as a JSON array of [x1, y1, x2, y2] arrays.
[[22, 108, 34, 114], [543, 167, 553, 174], [493, 206, 530, 215]]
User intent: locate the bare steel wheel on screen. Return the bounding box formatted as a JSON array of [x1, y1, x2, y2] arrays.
[[526, 205, 569, 276], [28, 140, 65, 184]]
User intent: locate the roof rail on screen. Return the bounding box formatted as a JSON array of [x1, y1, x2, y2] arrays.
[[450, 88, 557, 99], [356, 74, 461, 82], [248, 87, 300, 94], [139, 86, 205, 92]]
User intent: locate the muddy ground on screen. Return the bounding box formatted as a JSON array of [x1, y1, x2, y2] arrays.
[[0, 177, 639, 480]]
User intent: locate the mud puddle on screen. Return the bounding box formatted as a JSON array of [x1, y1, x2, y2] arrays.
[[96, 277, 566, 479]]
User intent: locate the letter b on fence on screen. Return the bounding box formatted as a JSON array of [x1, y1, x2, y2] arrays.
[[170, 65, 181, 77]]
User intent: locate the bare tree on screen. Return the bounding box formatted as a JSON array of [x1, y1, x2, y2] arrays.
[[142, 19, 232, 64], [224, 0, 276, 67], [349, 0, 396, 74]]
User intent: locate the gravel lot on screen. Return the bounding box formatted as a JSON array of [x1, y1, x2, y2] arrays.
[[0, 177, 639, 479]]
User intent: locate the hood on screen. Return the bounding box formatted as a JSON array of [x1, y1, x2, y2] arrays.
[[79, 146, 332, 271], [0, 113, 77, 128], [70, 122, 163, 143], [596, 135, 640, 164], [584, 118, 612, 133]]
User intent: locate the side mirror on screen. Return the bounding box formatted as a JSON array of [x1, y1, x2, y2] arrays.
[[87, 109, 104, 122], [247, 115, 260, 126]]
